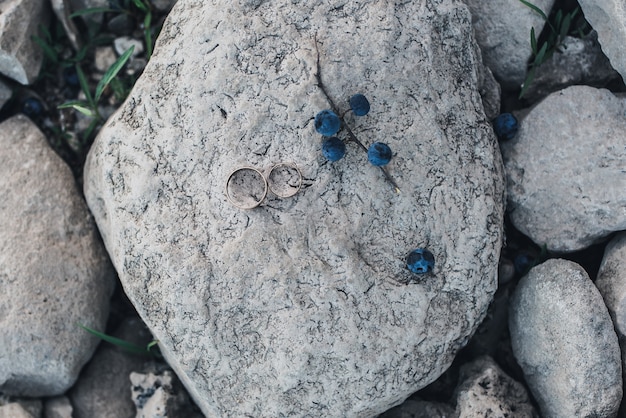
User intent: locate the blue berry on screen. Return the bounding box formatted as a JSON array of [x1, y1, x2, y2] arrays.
[[492, 113, 519, 141], [314, 109, 341, 137], [322, 137, 346, 162], [349, 93, 370, 116], [22, 98, 44, 117], [407, 248, 435, 274], [367, 142, 392, 166], [63, 66, 79, 87]]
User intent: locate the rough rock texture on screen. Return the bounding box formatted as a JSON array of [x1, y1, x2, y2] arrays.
[[69, 317, 154, 418], [578, 0, 626, 83], [0, 0, 50, 84], [524, 33, 622, 103], [0, 115, 115, 396], [509, 259, 622, 418], [596, 232, 626, 381], [501, 85, 626, 252], [462, 0, 555, 90], [378, 399, 455, 418], [476, 63, 501, 121], [454, 356, 537, 418], [84, 0, 505, 416]]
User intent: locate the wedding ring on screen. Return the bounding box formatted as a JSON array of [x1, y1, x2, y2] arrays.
[[267, 162, 302, 198], [225, 167, 268, 209]]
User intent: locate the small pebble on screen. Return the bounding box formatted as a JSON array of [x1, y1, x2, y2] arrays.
[[113, 36, 144, 57]]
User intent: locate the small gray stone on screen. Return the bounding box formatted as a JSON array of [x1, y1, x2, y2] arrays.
[[509, 258, 622, 418], [113, 37, 144, 58], [83, 0, 505, 416], [69, 317, 154, 418], [0, 399, 42, 418], [523, 33, 622, 103], [95, 46, 118, 73], [578, 0, 626, 83], [0, 0, 51, 84], [501, 85, 626, 252], [43, 396, 73, 418], [595, 232, 626, 381], [462, 0, 556, 90], [150, 0, 177, 13], [378, 399, 455, 418], [0, 115, 115, 396], [130, 368, 202, 418], [476, 60, 501, 121], [454, 355, 537, 418]]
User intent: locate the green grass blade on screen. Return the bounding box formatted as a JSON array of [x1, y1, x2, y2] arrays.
[[518, 0, 548, 20], [534, 41, 549, 64], [58, 101, 97, 117], [530, 27, 537, 55], [75, 64, 95, 108], [560, 11, 574, 39], [32, 35, 58, 64], [69, 7, 121, 18], [94, 45, 135, 103], [78, 323, 149, 355], [519, 66, 536, 99], [132, 0, 149, 12], [144, 13, 153, 59]]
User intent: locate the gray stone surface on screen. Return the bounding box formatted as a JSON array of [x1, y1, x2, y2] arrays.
[[462, 0, 555, 90], [578, 0, 626, 83], [509, 259, 622, 418], [84, 0, 505, 416], [454, 355, 537, 418], [0, 0, 50, 84], [0, 80, 11, 109], [43, 396, 73, 418], [378, 399, 455, 418], [501, 85, 626, 252], [596, 232, 626, 381], [50, 0, 81, 50], [69, 317, 154, 418], [476, 62, 501, 121], [0, 115, 115, 396], [523, 33, 622, 103]]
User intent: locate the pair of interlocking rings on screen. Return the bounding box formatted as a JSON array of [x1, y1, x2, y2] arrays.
[[225, 162, 303, 209]]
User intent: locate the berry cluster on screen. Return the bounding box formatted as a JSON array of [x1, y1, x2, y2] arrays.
[[314, 94, 399, 193], [315, 94, 393, 167]]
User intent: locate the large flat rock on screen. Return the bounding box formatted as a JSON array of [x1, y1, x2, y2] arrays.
[[84, 0, 505, 416]]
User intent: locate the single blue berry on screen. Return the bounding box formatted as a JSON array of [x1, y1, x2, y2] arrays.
[[407, 248, 435, 274], [513, 252, 534, 276], [314, 109, 341, 137], [22, 97, 44, 117], [322, 137, 346, 162], [349, 93, 370, 116], [492, 113, 519, 141], [63, 66, 79, 87], [367, 142, 392, 166]]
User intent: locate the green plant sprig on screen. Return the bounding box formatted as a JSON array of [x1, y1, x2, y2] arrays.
[[518, 1, 582, 99], [79, 323, 161, 358], [57, 45, 135, 141]]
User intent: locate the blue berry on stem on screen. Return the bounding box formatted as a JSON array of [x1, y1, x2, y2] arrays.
[[492, 113, 519, 141], [367, 142, 392, 166], [322, 137, 346, 162], [314, 109, 341, 137], [349, 93, 370, 116], [407, 248, 435, 274], [22, 98, 44, 117]]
